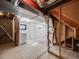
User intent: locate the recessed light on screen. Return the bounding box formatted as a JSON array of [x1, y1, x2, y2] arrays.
[[0, 12, 3, 15]]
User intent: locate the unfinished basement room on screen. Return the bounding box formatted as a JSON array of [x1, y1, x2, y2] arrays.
[[0, 0, 79, 59]]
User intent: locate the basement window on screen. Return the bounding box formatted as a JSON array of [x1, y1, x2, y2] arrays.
[[20, 24, 26, 30]]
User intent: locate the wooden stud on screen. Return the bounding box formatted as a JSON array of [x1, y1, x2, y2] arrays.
[[44, 11, 63, 58], [72, 32, 74, 50], [58, 7, 62, 59], [14, 16, 20, 46], [12, 16, 15, 44]]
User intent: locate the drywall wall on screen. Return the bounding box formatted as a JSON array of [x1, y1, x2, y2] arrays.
[[27, 22, 47, 44]]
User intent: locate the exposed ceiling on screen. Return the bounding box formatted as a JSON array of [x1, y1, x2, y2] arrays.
[[0, 0, 46, 23], [0, 0, 72, 23], [0, 0, 40, 19]]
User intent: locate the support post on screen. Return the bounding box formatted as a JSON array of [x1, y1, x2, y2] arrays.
[[43, 10, 63, 58], [59, 7, 62, 59]]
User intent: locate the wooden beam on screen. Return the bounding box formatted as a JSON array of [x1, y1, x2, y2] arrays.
[[42, 0, 72, 11], [58, 7, 62, 59]]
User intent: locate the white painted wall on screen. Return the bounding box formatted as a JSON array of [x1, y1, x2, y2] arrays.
[[19, 16, 47, 45], [27, 22, 47, 43]]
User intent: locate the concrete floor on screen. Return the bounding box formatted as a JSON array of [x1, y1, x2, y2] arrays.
[[0, 40, 47, 59], [0, 39, 79, 59]]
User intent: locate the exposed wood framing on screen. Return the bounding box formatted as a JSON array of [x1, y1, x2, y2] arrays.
[[58, 7, 62, 59], [0, 25, 13, 41], [43, 7, 62, 58], [14, 16, 19, 45], [12, 16, 15, 44]]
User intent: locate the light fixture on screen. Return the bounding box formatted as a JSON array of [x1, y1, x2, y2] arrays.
[[20, 17, 33, 22], [0, 12, 3, 15], [32, 42, 39, 46], [41, 22, 46, 25]]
